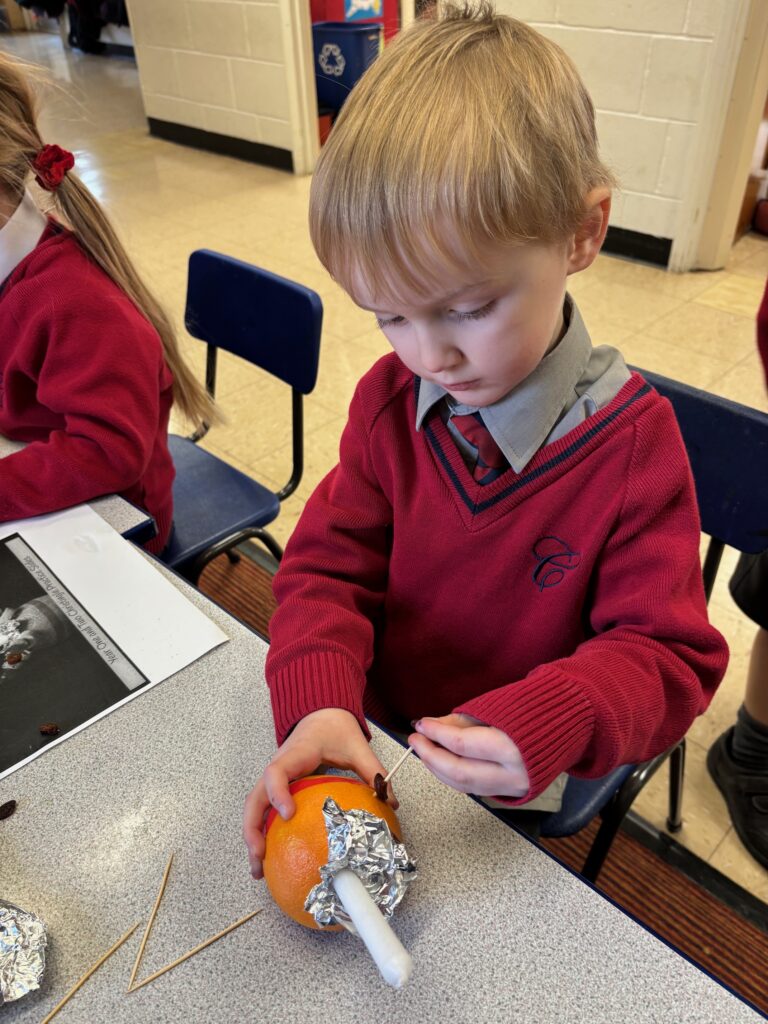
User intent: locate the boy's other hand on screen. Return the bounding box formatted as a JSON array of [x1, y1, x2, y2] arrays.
[[409, 713, 529, 799], [243, 707, 393, 880]]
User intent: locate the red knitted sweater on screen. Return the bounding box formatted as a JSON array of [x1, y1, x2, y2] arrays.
[[758, 276, 768, 391], [266, 353, 728, 804], [0, 223, 175, 551]]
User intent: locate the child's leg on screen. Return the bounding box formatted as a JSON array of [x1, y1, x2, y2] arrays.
[[744, 626, 768, 726], [707, 555, 768, 868], [727, 627, 768, 775]]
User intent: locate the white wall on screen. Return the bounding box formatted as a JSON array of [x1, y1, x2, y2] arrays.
[[125, 0, 316, 169], [498, 0, 745, 257]]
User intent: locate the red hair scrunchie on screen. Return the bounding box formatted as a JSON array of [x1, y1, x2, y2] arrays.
[[32, 144, 75, 191]]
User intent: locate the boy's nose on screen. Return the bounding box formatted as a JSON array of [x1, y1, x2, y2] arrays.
[[416, 328, 460, 375]]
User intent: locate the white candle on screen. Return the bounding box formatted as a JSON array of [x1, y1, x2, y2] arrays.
[[332, 868, 413, 989]]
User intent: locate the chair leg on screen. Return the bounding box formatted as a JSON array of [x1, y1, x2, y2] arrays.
[[245, 528, 284, 564], [188, 528, 285, 585], [580, 748, 673, 883], [581, 812, 623, 884], [666, 738, 686, 833]]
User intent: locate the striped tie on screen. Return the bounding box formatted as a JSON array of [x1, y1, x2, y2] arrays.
[[451, 412, 509, 484]]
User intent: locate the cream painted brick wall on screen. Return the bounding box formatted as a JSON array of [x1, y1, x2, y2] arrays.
[[126, 0, 292, 155], [596, 112, 667, 193], [642, 37, 711, 122], [497, 0, 736, 243], [188, 1, 249, 58], [244, 4, 285, 63], [537, 25, 650, 113], [555, 0, 688, 34], [134, 45, 180, 98]]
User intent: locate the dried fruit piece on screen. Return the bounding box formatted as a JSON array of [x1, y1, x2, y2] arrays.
[[0, 799, 17, 820], [39, 723, 60, 737], [373, 772, 388, 802], [5, 652, 23, 665]]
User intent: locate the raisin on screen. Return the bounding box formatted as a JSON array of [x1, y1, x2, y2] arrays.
[[0, 800, 17, 820], [39, 723, 60, 737], [373, 772, 388, 802], [5, 652, 22, 666]]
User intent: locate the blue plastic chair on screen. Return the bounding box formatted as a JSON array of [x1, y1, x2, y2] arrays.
[[161, 250, 323, 583], [537, 369, 768, 881]]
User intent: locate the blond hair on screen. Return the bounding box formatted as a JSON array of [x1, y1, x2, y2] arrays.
[[0, 53, 215, 429], [310, 1, 616, 301]]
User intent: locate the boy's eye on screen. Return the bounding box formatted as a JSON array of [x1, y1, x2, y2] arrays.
[[451, 300, 497, 322], [374, 299, 496, 329], [375, 315, 406, 328]]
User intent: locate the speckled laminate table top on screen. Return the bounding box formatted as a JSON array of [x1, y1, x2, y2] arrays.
[[0, 435, 153, 539], [0, 562, 762, 1024]]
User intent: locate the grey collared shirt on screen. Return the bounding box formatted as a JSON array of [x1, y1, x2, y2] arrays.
[[415, 295, 631, 475]]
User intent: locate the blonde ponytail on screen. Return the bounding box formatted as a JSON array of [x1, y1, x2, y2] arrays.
[[0, 52, 216, 430]]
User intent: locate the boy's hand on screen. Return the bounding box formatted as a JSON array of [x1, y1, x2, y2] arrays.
[[409, 713, 529, 799], [243, 708, 393, 880]]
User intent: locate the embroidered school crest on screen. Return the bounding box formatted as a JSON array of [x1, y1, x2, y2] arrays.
[[532, 536, 581, 591]]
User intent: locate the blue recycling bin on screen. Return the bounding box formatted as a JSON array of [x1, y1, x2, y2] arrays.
[[312, 21, 382, 112]]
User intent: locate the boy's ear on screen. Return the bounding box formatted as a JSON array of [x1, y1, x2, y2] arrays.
[[567, 187, 612, 274]]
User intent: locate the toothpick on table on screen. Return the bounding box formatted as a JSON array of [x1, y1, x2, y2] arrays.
[[128, 910, 262, 993], [41, 922, 140, 1024], [127, 851, 174, 992], [384, 745, 414, 785]]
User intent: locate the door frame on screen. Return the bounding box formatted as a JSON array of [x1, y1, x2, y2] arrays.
[[671, 0, 768, 271]]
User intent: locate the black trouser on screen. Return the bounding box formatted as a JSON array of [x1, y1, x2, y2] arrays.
[[68, 1, 104, 53]]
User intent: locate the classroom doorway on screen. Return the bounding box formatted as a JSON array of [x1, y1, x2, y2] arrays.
[[693, 0, 768, 270]]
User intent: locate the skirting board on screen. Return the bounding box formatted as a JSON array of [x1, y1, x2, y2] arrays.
[[147, 119, 293, 173], [603, 225, 673, 268]]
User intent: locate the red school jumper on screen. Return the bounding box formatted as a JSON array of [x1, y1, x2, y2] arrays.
[[0, 223, 175, 552], [266, 354, 728, 804]]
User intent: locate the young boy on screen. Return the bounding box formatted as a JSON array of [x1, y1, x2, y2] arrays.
[[244, 2, 728, 875]]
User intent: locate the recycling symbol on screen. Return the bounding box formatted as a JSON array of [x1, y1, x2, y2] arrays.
[[319, 43, 346, 77]]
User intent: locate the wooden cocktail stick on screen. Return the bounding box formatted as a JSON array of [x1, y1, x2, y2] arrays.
[[128, 910, 262, 993], [127, 851, 174, 991], [384, 745, 414, 785], [41, 922, 140, 1024], [373, 745, 415, 801]]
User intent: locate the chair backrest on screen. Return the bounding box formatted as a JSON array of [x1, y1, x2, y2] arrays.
[[638, 368, 768, 554], [185, 249, 322, 395]]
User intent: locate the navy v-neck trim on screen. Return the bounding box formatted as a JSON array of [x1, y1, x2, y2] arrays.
[[416, 375, 652, 516]]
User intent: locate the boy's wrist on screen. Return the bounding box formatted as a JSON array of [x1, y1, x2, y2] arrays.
[[300, 707, 364, 731], [268, 649, 369, 744]]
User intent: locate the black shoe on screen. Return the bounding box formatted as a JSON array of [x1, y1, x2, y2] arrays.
[[707, 728, 768, 870]]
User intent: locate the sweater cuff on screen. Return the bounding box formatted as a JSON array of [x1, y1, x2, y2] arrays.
[[268, 650, 370, 745], [454, 665, 594, 804]]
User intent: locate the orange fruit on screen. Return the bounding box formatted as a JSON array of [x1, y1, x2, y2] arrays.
[[263, 774, 402, 930]]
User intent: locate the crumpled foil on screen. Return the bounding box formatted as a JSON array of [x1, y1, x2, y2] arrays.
[[0, 900, 47, 1005], [305, 797, 417, 932]]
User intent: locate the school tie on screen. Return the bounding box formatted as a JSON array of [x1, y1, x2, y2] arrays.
[[450, 412, 509, 484]]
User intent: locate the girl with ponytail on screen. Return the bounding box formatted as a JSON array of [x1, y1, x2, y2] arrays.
[[0, 53, 215, 552]]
